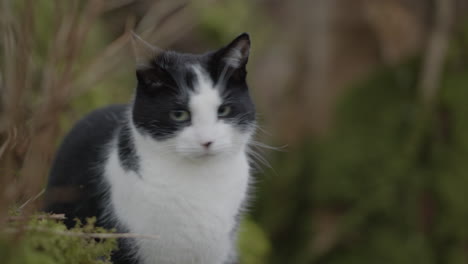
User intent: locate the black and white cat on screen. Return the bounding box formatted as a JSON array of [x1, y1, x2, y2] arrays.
[[45, 33, 256, 264]]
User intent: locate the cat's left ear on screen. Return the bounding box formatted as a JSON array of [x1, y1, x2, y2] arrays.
[[130, 32, 163, 69], [217, 33, 251, 68]]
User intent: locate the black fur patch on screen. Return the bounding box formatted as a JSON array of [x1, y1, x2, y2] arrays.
[[117, 124, 139, 173]]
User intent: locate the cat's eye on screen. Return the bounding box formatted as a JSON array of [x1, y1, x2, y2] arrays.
[[170, 110, 190, 122], [218, 105, 232, 117]]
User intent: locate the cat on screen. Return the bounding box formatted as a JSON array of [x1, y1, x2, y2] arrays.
[[44, 32, 256, 264]]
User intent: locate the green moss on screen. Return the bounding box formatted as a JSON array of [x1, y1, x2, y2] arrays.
[[1, 215, 117, 264]]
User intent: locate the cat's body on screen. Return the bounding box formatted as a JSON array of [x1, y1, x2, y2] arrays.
[[45, 33, 255, 264]]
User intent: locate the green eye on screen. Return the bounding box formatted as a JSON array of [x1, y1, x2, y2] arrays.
[[218, 105, 232, 117], [170, 110, 190, 122]]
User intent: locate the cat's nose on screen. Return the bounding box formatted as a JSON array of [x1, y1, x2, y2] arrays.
[[201, 141, 213, 148]]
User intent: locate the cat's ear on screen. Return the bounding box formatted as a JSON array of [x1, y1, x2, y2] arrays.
[[130, 32, 163, 68], [218, 33, 250, 68]]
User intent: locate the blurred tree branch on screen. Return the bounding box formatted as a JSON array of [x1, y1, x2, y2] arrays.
[[418, 0, 454, 106]]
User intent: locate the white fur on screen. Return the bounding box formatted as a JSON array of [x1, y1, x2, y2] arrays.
[[223, 48, 244, 68], [104, 65, 252, 264]]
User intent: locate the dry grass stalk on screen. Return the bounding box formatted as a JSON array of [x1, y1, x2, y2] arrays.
[[19, 0, 106, 217], [8, 214, 66, 222]]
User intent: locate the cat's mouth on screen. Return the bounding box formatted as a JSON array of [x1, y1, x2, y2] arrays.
[[193, 150, 217, 158], [180, 148, 222, 160]]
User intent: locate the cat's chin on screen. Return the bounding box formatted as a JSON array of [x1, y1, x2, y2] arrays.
[[176, 148, 234, 160], [189, 152, 218, 159]]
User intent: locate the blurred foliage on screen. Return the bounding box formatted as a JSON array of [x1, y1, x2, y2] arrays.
[[255, 23, 468, 264], [195, 0, 271, 77], [197, 0, 267, 44], [238, 218, 271, 264], [0, 215, 116, 264]]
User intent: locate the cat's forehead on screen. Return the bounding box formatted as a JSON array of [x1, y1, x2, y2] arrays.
[[154, 51, 217, 91], [155, 51, 210, 73]]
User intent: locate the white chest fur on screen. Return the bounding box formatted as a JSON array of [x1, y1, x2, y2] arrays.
[[104, 138, 250, 264]]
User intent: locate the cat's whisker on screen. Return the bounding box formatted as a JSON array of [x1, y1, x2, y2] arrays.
[[249, 140, 286, 152], [251, 123, 272, 136], [246, 148, 271, 173]]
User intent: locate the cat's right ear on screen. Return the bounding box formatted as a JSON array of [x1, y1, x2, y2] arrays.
[[218, 33, 251, 69], [130, 32, 163, 69]]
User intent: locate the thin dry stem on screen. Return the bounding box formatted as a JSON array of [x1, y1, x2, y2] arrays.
[[8, 214, 66, 222]]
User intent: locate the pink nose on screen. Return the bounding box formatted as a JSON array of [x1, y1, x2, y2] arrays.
[[201, 141, 213, 148]]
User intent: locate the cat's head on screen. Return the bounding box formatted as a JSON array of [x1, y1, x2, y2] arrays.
[[131, 33, 255, 159]]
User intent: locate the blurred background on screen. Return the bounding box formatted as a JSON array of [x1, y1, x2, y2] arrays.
[[1, 0, 468, 263]]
